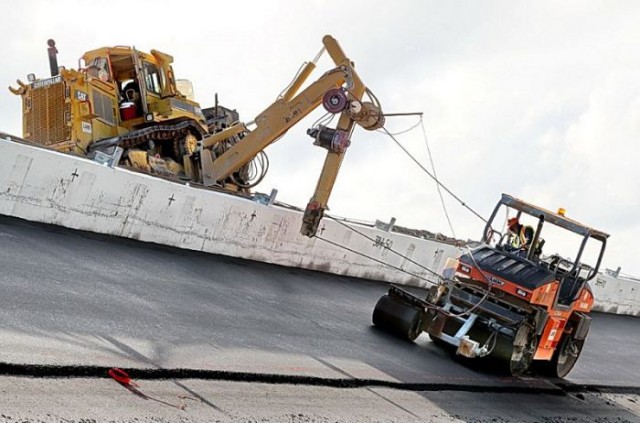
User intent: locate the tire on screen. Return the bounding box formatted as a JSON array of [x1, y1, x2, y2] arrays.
[[509, 324, 538, 377], [536, 332, 587, 378], [372, 294, 424, 342]]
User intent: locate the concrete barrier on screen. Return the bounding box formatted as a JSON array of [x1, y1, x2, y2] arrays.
[[591, 273, 640, 316], [0, 136, 461, 287], [1, 135, 638, 316]]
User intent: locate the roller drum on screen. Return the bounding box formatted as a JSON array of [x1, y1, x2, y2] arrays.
[[372, 294, 424, 342]]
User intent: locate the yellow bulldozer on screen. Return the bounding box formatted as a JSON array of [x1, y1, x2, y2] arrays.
[[9, 36, 384, 236], [9, 40, 222, 178]]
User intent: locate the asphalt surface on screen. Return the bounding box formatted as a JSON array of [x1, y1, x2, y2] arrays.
[[1, 215, 639, 422], [1, 378, 639, 423]]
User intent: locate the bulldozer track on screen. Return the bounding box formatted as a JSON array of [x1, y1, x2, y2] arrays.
[[90, 120, 205, 154]]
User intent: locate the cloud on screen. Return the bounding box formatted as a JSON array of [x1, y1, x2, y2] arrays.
[[520, 70, 640, 273]]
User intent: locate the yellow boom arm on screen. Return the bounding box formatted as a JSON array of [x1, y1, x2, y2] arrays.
[[198, 35, 381, 237]]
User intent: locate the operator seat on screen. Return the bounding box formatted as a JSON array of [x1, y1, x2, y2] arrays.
[[122, 81, 140, 103]]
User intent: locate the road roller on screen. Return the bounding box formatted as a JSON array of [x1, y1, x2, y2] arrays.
[[372, 194, 609, 378]]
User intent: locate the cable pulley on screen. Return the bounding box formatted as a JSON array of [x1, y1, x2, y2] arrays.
[[322, 88, 385, 131], [347, 100, 385, 130], [322, 88, 349, 113]]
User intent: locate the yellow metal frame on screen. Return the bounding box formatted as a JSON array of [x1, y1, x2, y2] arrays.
[[198, 35, 370, 236]]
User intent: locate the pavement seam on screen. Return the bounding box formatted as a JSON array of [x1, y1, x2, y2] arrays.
[[2, 362, 638, 395]]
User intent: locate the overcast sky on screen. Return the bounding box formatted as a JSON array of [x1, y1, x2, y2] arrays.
[[1, 0, 638, 276]]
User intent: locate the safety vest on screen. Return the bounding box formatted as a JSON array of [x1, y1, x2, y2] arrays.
[[510, 225, 535, 249]]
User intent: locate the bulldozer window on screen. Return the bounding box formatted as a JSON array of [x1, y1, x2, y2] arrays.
[[143, 62, 162, 95], [87, 57, 111, 82]]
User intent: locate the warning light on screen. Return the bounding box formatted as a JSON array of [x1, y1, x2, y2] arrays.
[[558, 208, 566, 216]]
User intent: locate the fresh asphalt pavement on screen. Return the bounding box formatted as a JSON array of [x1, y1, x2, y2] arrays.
[[1, 214, 639, 423]]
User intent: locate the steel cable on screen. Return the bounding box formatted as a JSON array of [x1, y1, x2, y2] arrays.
[[322, 214, 445, 282], [380, 126, 487, 224], [313, 234, 435, 285], [276, 201, 444, 285]]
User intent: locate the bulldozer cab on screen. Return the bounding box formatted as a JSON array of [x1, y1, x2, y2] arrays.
[[482, 194, 609, 305], [81, 47, 178, 123]]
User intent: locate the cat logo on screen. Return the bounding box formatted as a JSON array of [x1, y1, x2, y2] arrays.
[[75, 90, 88, 102], [489, 277, 505, 286]]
